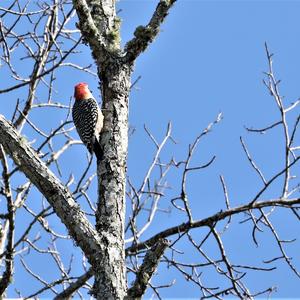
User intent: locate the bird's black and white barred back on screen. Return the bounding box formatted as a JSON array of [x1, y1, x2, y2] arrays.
[[72, 83, 104, 160]]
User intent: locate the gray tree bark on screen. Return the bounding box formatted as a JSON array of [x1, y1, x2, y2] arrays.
[[94, 62, 131, 299]]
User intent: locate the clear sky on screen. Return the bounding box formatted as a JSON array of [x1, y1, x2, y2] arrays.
[[2, 0, 300, 298]]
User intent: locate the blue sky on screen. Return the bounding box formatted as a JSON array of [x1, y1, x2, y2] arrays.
[[2, 0, 300, 298]]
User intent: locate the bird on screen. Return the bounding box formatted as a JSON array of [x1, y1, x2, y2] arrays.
[[72, 82, 103, 160]]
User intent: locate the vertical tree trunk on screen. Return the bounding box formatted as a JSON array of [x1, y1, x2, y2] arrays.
[[73, 1, 131, 297], [93, 61, 131, 299], [72, 1, 176, 298]]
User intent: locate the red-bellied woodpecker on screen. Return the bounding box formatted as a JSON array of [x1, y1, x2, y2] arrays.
[[72, 82, 103, 160]]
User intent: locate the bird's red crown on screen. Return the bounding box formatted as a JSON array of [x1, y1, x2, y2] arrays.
[[74, 82, 89, 100]]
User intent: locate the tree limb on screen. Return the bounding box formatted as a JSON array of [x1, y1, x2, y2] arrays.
[[72, 0, 104, 50], [126, 197, 300, 255], [0, 115, 103, 270], [125, 238, 169, 299], [125, 0, 177, 63], [0, 146, 14, 296], [54, 268, 93, 300], [72, 0, 119, 62]]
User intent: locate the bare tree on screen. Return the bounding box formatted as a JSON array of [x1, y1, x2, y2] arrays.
[[0, 1, 299, 299]]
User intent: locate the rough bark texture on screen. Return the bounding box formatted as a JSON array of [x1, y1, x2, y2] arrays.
[[126, 239, 169, 299], [72, 0, 128, 298], [72, 0, 176, 298], [93, 62, 131, 300], [124, 0, 176, 63], [54, 268, 94, 300], [0, 115, 104, 270]]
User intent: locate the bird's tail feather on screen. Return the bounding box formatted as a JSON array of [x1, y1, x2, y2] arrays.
[[93, 139, 103, 161]]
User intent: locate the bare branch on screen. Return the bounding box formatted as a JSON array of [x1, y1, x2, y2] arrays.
[[126, 239, 169, 299], [263, 42, 290, 198], [0, 146, 14, 295], [54, 268, 93, 300], [126, 196, 300, 255], [245, 121, 282, 133], [125, 0, 177, 63], [240, 136, 267, 185]]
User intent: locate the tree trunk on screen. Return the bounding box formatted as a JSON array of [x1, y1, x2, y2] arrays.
[[71, 1, 176, 298], [93, 61, 131, 299]]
